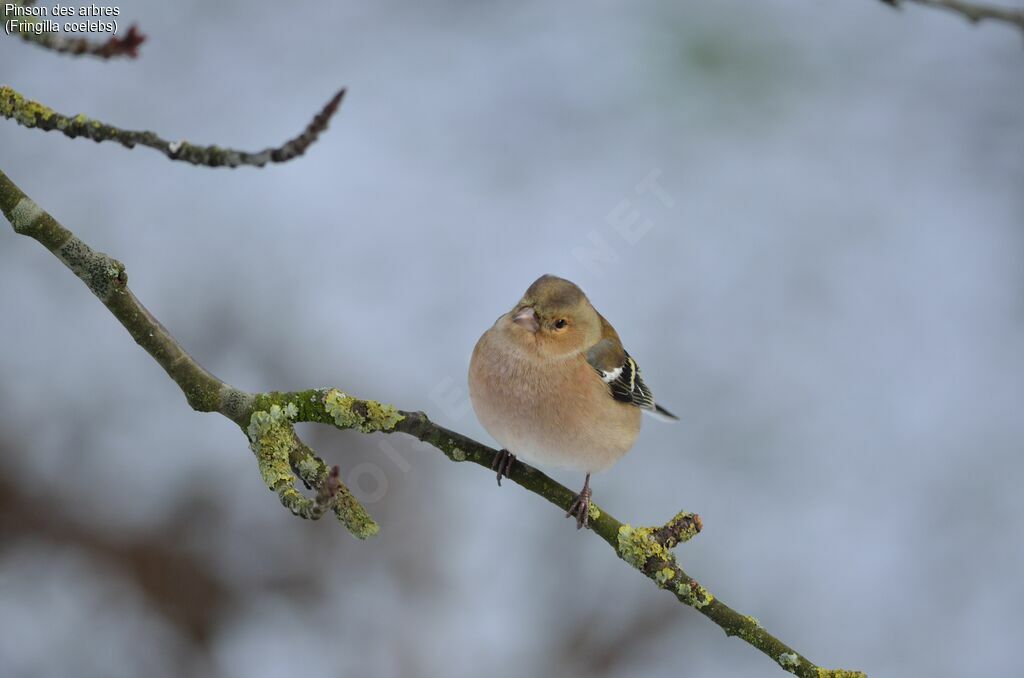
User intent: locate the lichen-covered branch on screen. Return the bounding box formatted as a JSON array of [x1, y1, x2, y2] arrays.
[[396, 416, 865, 678], [0, 169, 864, 676], [233, 388, 866, 677], [0, 86, 345, 168], [3, 1, 146, 59], [881, 0, 1024, 31], [0, 167, 376, 538], [246, 401, 376, 537]]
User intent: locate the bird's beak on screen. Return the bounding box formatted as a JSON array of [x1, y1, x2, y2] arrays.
[[512, 306, 539, 332]]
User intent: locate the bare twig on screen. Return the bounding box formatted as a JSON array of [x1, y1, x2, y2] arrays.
[[3, 1, 146, 59], [0, 168, 865, 678], [0, 86, 346, 168], [882, 0, 1024, 31]]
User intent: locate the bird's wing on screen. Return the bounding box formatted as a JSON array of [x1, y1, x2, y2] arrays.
[[585, 338, 678, 420]]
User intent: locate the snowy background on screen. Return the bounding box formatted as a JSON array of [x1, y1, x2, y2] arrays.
[[1, 2, 1022, 677]]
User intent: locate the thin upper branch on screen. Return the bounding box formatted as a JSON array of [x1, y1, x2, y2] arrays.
[[0, 168, 866, 678], [3, 1, 146, 59], [0, 86, 346, 168], [884, 0, 1024, 31]]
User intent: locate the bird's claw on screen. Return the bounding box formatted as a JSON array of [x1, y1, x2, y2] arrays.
[[491, 449, 516, 486], [566, 485, 593, 530]]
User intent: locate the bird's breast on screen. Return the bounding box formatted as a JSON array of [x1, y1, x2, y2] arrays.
[[468, 328, 641, 473]]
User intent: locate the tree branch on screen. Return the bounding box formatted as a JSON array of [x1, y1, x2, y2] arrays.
[[0, 85, 345, 168], [882, 0, 1024, 31], [0, 167, 377, 538], [3, 1, 146, 59], [0, 167, 866, 678]]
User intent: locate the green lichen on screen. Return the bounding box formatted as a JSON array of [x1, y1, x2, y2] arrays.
[[744, 614, 761, 627], [655, 567, 676, 584], [617, 523, 669, 569], [247, 404, 297, 491], [587, 502, 601, 521], [816, 671, 867, 678], [450, 446, 466, 462], [323, 388, 404, 433], [334, 494, 380, 540], [675, 579, 714, 609]]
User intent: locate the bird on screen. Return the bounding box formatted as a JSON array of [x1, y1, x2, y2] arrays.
[[468, 274, 677, 529]]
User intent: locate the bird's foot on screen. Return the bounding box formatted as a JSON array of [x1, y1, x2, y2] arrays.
[[566, 474, 593, 530], [491, 449, 516, 486]]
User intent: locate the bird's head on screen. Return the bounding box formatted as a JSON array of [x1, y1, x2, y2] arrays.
[[505, 274, 601, 359]]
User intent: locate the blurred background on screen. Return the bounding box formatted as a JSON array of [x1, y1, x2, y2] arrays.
[[2, 1, 1022, 676]]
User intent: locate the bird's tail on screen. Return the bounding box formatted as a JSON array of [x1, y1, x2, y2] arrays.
[[645, 403, 679, 422]]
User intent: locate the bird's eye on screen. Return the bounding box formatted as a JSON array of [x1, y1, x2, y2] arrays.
[[554, 318, 568, 329]]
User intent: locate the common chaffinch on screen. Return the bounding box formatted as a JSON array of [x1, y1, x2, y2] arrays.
[[468, 274, 677, 529]]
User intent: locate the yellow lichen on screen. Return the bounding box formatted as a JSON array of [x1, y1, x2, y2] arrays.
[[334, 493, 380, 540], [661, 510, 702, 545], [675, 579, 714, 609], [617, 523, 669, 569], [247, 404, 297, 490], [655, 567, 676, 584], [323, 388, 404, 433], [347, 515, 380, 539], [0, 86, 56, 127]]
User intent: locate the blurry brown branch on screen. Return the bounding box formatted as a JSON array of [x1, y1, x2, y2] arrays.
[[3, 1, 146, 59], [0, 168, 866, 678], [0, 469, 230, 647], [882, 0, 1024, 31], [0, 86, 345, 168]]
